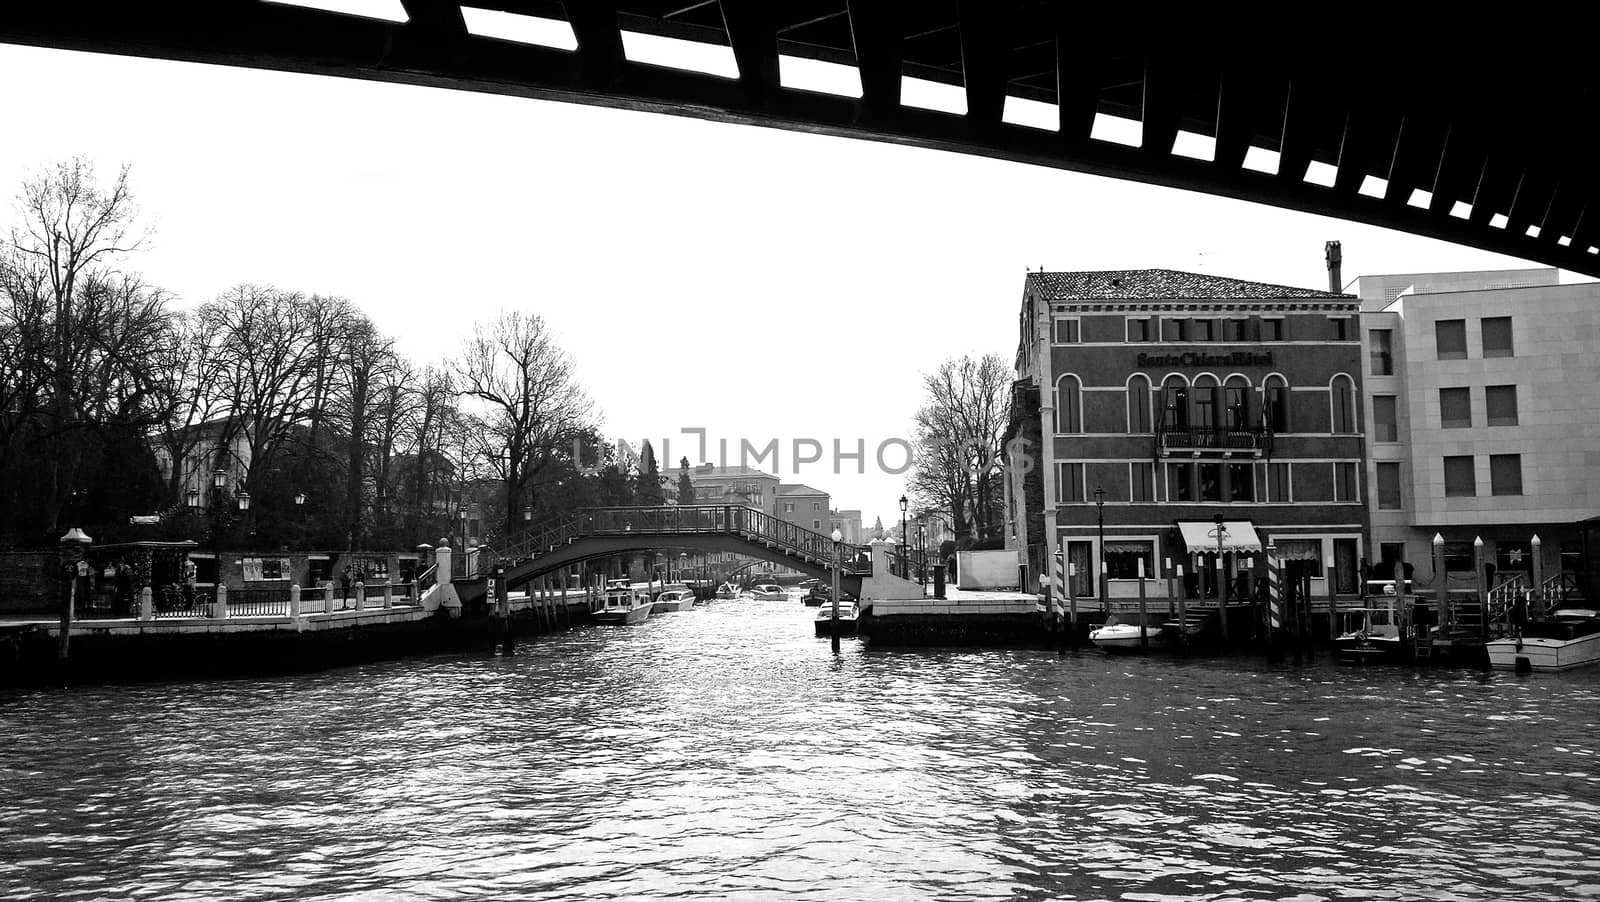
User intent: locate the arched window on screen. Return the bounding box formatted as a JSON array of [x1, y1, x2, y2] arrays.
[[1331, 374, 1356, 433], [1192, 375, 1220, 433], [1055, 375, 1082, 433], [1127, 375, 1152, 434], [1161, 375, 1189, 431], [1264, 375, 1290, 432], [1224, 375, 1251, 430]]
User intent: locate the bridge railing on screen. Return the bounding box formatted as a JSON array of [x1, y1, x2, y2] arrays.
[[486, 505, 880, 577]]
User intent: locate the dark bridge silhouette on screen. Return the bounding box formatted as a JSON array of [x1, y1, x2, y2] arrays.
[[470, 505, 916, 596], [3, 6, 1594, 277]]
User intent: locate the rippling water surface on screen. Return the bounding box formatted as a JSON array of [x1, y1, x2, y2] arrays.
[[4, 592, 1600, 900]]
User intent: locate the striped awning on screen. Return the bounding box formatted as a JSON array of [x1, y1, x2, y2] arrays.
[[1177, 520, 1263, 553]]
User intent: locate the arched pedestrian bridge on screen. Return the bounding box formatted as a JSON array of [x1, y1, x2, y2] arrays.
[[468, 505, 920, 597]]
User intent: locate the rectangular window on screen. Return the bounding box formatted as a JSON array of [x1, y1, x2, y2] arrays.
[[1168, 463, 1194, 502], [1490, 454, 1523, 495], [1444, 455, 1476, 497], [813, 519, 821, 529], [813, 502, 821, 511], [1199, 463, 1222, 502], [1267, 462, 1290, 502], [1373, 395, 1398, 442], [1377, 462, 1402, 509], [1261, 318, 1284, 341], [1335, 462, 1358, 502], [1331, 317, 1351, 340], [1275, 539, 1323, 577], [1130, 463, 1154, 502], [1227, 462, 1254, 502], [1104, 541, 1154, 580], [1486, 385, 1518, 426], [1127, 317, 1153, 342], [1482, 316, 1513, 358], [1436, 319, 1467, 360], [785, 502, 795, 513], [1192, 319, 1214, 341], [1052, 317, 1081, 344], [1224, 318, 1248, 342], [1369, 329, 1394, 375], [1440, 387, 1472, 428], [1161, 318, 1187, 342], [1058, 463, 1085, 503], [1443, 542, 1476, 572]]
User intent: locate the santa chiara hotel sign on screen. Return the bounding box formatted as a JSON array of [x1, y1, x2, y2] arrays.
[[1135, 351, 1275, 368]]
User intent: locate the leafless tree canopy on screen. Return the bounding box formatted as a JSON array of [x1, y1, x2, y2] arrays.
[[907, 354, 1011, 545]]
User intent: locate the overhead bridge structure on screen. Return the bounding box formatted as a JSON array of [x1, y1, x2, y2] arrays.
[[474, 505, 915, 596], [2, 3, 1596, 277]]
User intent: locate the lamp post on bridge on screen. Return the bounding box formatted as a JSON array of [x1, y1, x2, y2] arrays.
[[898, 494, 908, 580]]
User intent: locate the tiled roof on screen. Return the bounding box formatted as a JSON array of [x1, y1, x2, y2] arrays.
[[778, 484, 827, 495], [1027, 269, 1350, 301], [690, 465, 778, 479]]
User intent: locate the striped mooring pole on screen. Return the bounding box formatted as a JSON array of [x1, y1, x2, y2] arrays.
[[1266, 545, 1284, 664]]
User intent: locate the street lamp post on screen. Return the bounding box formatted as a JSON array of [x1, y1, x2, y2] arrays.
[[898, 494, 908, 580], [1212, 513, 1229, 644], [830, 527, 843, 653], [917, 524, 926, 588], [1094, 486, 1106, 612]]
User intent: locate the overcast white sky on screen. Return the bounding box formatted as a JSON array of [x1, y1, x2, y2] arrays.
[[0, 41, 1572, 529]]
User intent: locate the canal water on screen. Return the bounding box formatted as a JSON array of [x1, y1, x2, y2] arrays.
[[4, 591, 1599, 901]]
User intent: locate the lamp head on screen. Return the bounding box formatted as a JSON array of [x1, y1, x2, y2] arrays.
[[898, 495, 908, 513]]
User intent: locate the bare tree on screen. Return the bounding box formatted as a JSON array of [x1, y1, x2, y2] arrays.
[[907, 354, 1011, 543], [454, 310, 591, 537]]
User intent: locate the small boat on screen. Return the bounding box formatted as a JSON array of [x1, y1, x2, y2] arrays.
[[714, 583, 737, 599], [802, 584, 829, 606], [814, 602, 859, 637], [653, 589, 696, 612], [1088, 621, 1162, 652], [1487, 607, 1600, 672], [591, 587, 652, 625], [1333, 603, 1408, 664], [749, 584, 786, 601]]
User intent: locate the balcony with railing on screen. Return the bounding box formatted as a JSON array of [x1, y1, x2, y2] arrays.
[[1155, 425, 1271, 456]]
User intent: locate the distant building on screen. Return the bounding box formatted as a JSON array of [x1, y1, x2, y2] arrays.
[[686, 464, 779, 518], [777, 484, 830, 532], [829, 509, 863, 544]]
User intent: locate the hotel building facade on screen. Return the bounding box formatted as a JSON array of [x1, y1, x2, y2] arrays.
[[1355, 268, 1600, 594], [1004, 268, 1370, 612]]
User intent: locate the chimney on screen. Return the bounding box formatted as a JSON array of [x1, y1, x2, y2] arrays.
[[1325, 240, 1342, 293]]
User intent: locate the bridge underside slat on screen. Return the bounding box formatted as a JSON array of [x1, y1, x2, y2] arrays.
[[3, 6, 1596, 274]]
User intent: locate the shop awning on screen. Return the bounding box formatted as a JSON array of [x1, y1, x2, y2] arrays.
[[1176, 520, 1263, 553]]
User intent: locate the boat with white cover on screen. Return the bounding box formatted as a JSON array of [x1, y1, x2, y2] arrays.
[[1486, 607, 1600, 672]]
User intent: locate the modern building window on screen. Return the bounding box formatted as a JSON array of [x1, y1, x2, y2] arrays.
[[1436, 319, 1467, 360], [1192, 318, 1215, 341], [1052, 317, 1081, 344], [1264, 376, 1290, 432], [1224, 318, 1248, 342], [1104, 541, 1154, 580], [1373, 395, 1398, 442], [1127, 317, 1154, 342], [1058, 463, 1085, 503], [1335, 462, 1358, 501], [1267, 462, 1290, 502], [1440, 387, 1472, 428], [1168, 462, 1194, 502], [1161, 318, 1187, 342], [1377, 462, 1402, 509], [1130, 462, 1154, 502], [1482, 316, 1514, 358], [1261, 318, 1285, 341], [1331, 376, 1356, 433], [1331, 317, 1351, 340], [1486, 385, 1519, 426], [1199, 463, 1222, 502], [1444, 455, 1476, 497], [1227, 462, 1254, 502], [1490, 454, 1523, 495], [1127, 376, 1152, 433], [1055, 375, 1082, 433], [1369, 329, 1394, 375]]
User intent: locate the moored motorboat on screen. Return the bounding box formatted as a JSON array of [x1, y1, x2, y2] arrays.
[[814, 602, 859, 637], [591, 587, 653, 625], [749, 584, 786, 601], [652, 589, 696, 612], [1088, 621, 1163, 652], [1487, 607, 1600, 672], [714, 583, 737, 599], [1333, 602, 1408, 664]]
